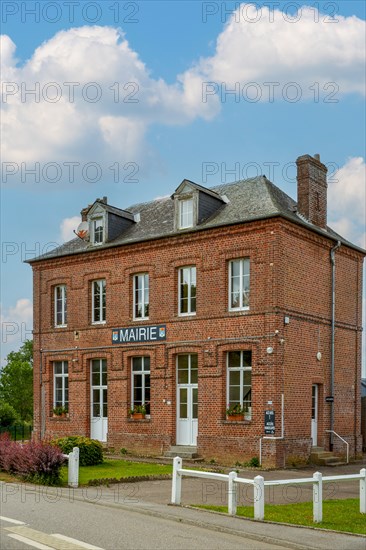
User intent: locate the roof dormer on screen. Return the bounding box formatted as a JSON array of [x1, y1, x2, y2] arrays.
[[172, 179, 225, 231], [83, 197, 135, 246]]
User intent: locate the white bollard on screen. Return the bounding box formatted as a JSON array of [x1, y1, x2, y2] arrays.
[[68, 447, 79, 488], [171, 456, 182, 505], [254, 475, 265, 520], [360, 468, 366, 514], [228, 471, 237, 516], [313, 471, 323, 523]]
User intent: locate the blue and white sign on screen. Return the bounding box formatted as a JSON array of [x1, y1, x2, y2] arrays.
[[112, 324, 166, 344]]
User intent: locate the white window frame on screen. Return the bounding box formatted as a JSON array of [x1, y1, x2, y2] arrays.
[[179, 198, 194, 229], [54, 285, 67, 327], [131, 356, 150, 416], [178, 266, 196, 316], [92, 279, 106, 324], [92, 217, 104, 245], [226, 351, 252, 419], [228, 258, 250, 311], [53, 361, 68, 409], [133, 273, 149, 320]]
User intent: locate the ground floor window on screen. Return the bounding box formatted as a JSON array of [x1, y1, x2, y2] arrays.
[[131, 356, 150, 414], [227, 351, 252, 419], [53, 361, 68, 409]]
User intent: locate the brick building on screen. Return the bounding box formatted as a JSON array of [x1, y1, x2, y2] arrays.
[[28, 154, 365, 467]]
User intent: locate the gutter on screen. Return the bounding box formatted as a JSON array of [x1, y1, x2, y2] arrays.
[[330, 240, 341, 450]]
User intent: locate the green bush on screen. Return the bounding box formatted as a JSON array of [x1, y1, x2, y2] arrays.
[[0, 401, 20, 427], [51, 436, 104, 466]]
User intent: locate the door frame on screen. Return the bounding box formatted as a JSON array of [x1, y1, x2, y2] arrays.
[[311, 384, 318, 447], [176, 354, 198, 446], [90, 358, 108, 442]]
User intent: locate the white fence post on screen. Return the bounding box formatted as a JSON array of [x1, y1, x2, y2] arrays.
[[313, 471, 323, 523], [228, 471, 237, 516], [254, 475, 265, 520], [171, 456, 182, 505], [360, 468, 366, 514], [68, 447, 79, 488]]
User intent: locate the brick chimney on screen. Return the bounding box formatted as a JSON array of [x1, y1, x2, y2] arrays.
[[80, 204, 92, 222], [296, 154, 328, 229]]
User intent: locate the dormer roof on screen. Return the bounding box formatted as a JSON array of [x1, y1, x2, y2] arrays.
[[171, 179, 224, 201]]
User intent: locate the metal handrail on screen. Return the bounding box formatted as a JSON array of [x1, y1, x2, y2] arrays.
[[326, 430, 349, 463]]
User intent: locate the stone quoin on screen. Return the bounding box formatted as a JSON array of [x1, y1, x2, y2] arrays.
[[27, 153, 365, 467]]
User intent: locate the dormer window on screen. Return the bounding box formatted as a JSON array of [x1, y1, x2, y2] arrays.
[[172, 179, 225, 232], [179, 198, 194, 229], [93, 218, 104, 245]]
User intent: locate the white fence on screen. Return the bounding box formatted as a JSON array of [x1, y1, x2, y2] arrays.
[[171, 457, 366, 522], [62, 446, 79, 488]]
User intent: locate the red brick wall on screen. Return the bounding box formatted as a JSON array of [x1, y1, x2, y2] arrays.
[[31, 216, 364, 466]]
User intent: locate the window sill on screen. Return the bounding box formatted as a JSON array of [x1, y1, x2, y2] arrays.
[[228, 308, 250, 314], [178, 313, 196, 318], [55, 325, 67, 329], [127, 418, 151, 422], [132, 318, 150, 322], [223, 418, 251, 424], [91, 321, 107, 326], [50, 415, 70, 421]]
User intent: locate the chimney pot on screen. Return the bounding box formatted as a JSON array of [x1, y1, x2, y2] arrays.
[[314, 153, 320, 161]]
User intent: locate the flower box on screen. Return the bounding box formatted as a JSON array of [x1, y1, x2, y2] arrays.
[[227, 414, 244, 422]]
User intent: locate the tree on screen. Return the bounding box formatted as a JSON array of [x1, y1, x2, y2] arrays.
[[0, 401, 20, 426], [0, 340, 33, 422]]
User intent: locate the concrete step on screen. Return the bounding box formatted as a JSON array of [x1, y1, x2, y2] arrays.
[[164, 445, 199, 459], [164, 450, 199, 459], [326, 461, 347, 467], [310, 451, 333, 460]]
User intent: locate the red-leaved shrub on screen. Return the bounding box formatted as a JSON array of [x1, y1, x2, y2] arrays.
[[0, 434, 66, 485]]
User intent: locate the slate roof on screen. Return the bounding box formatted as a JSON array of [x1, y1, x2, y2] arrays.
[[27, 176, 364, 263]]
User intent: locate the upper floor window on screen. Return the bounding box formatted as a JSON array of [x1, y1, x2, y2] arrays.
[[92, 279, 106, 323], [179, 199, 194, 229], [53, 361, 68, 409], [131, 356, 150, 415], [93, 218, 104, 245], [134, 274, 149, 319], [227, 351, 252, 419], [55, 285, 67, 327], [229, 258, 250, 311], [179, 266, 196, 315]]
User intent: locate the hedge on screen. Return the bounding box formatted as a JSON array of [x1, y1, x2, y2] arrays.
[[51, 436, 104, 466]]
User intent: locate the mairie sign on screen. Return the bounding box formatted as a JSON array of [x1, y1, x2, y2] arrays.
[[112, 324, 166, 344]]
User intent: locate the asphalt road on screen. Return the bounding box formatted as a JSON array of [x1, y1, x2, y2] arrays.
[[0, 483, 290, 550]]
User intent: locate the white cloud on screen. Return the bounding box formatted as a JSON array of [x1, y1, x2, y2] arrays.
[[0, 299, 33, 362], [328, 157, 366, 246], [1, 8, 365, 179], [187, 5, 365, 98], [0, 27, 216, 175], [60, 216, 81, 242]]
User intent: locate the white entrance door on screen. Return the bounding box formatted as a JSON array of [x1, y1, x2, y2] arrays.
[[176, 354, 198, 446], [311, 384, 318, 446], [91, 359, 108, 442]]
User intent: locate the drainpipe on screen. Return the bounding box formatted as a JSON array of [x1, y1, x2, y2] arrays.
[[330, 240, 341, 451]]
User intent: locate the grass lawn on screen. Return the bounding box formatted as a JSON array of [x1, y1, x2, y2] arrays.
[[60, 459, 173, 486], [197, 499, 366, 535]]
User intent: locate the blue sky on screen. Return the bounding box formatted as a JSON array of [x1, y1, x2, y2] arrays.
[[1, 1, 365, 374]]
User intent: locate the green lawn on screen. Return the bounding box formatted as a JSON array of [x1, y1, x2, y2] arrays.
[[197, 499, 366, 535], [61, 459, 173, 485]]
